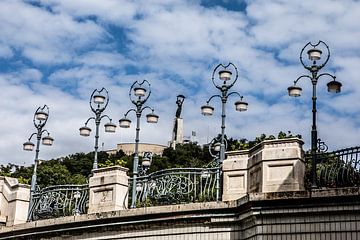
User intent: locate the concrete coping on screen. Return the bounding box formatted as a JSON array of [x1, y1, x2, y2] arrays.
[[0, 176, 30, 190], [226, 137, 304, 157], [91, 166, 129, 174], [241, 187, 360, 203]]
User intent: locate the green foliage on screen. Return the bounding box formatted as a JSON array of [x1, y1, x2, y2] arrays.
[[0, 132, 302, 187], [0, 164, 12, 177], [161, 142, 213, 169], [228, 131, 302, 151], [0, 150, 126, 187], [98, 159, 127, 168]]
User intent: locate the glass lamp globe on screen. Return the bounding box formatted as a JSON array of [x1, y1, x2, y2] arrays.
[[142, 158, 151, 168], [146, 113, 159, 123], [327, 80, 342, 93], [288, 86, 302, 97], [79, 126, 91, 136], [104, 122, 116, 133], [35, 110, 48, 121], [213, 142, 221, 152], [201, 105, 214, 116], [307, 48, 322, 61], [235, 100, 248, 112], [119, 118, 131, 128], [134, 87, 146, 97], [42, 136, 54, 146], [93, 94, 106, 104], [23, 141, 35, 151], [219, 70, 232, 81]]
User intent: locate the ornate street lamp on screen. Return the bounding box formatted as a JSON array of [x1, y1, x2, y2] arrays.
[[23, 105, 54, 221], [201, 63, 248, 165], [287, 41, 342, 187], [119, 80, 159, 208], [79, 88, 116, 170], [208, 135, 227, 201], [202, 63, 248, 201]]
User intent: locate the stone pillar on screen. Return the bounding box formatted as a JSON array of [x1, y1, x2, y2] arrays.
[[170, 118, 184, 148], [252, 138, 305, 193], [0, 176, 30, 226], [88, 166, 129, 214], [222, 138, 305, 201], [222, 150, 249, 201]]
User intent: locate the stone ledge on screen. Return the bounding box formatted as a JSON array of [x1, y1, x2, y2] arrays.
[[0, 201, 236, 234], [236, 187, 360, 203]]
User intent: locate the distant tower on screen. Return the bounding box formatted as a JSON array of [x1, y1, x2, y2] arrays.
[[170, 95, 185, 149]]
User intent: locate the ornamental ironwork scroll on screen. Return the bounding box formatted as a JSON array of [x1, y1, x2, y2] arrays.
[[129, 167, 218, 207], [28, 184, 89, 221], [307, 146, 360, 188]]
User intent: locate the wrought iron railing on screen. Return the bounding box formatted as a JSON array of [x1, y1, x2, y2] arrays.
[[308, 146, 360, 188], [128, 167, 219, 207], [28, 184, 89, 221]]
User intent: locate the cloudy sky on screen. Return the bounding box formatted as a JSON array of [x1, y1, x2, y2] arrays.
[[0, 0, 359, 166]]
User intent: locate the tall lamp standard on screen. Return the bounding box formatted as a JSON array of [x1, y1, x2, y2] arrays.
[[119, 80, 159, 208], [23, 105, 54, 221], [79, 88, 117, 170], [201, 63, 248, 166], [287, 41, 342, 187]]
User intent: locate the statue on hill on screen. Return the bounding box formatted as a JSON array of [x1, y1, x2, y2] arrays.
[[170, 95, 185, 149]]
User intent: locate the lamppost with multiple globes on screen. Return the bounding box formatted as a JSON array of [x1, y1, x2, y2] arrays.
[[79, 88, 117, 170], [119, 80, 159, 208], [287, 40, 342, 187], [23, 105, 54, 221], [201, 63, 248, 165]]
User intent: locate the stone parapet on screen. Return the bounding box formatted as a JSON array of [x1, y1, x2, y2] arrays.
[[88, 166, 129, 214], [0, 176, 30, 226], [1, 188, 359, 239], [223, 138, 305, 201]]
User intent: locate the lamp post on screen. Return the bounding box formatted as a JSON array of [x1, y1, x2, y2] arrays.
[[119, 80, 159, 208], [23, 105, 54, 221], [201, 63, 248, 165], [79, 88, 116, 170], [208, 135, 226, 201], [288, 41, 342, 188]]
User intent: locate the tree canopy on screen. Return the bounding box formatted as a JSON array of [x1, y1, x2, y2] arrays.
[[0, 131, 300, 187]]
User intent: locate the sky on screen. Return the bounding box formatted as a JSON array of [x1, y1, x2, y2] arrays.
[[0, 0, 359, 166]]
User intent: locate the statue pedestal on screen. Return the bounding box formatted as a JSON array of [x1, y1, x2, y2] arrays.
[[170, 118, 183, 148]]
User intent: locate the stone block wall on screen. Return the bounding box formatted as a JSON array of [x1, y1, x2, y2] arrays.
[[88, 166, 129, 214], [0, 176, 30, 226], [223, 138, 305, 201]]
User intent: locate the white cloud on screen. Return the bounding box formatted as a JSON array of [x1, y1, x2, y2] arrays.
[[0, 0, 359, 166]]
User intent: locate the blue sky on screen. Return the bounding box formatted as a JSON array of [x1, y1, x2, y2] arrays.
[[0, 0, 359, 165]]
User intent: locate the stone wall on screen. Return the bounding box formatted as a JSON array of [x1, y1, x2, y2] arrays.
[[0, 176, 29, 226], [0, 188, 359, 239], [88, 166, 129, 214], [223, 138, 305, 201]]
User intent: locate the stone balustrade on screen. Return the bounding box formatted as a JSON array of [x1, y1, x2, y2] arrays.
[[0, 176, 30, 226]]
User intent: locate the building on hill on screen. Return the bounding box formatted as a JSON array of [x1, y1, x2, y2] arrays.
[[107, 143, 167, 156]]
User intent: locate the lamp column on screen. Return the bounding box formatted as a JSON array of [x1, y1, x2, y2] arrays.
[[23, 105, 54, 221], [79, 88, 117, 170], [288, 41, 342, 187], [201, 63, 248, 200], [119, 80, 159, 208]]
